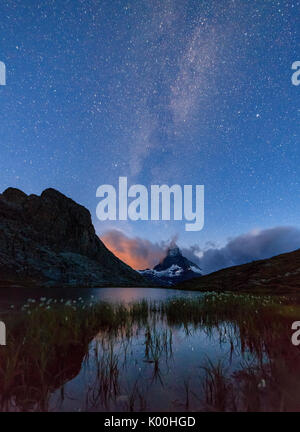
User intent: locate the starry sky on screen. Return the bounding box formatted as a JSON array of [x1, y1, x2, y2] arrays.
[[0, 0, 299, 269]]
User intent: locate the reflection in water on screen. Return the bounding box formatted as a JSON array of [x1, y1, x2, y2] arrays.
[[0, 289, 300, 412], [0, 287, 204, 308]]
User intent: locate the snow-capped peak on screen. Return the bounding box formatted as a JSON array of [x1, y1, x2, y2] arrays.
[[167, 245, 182, 257], [139, 245, 202, 286]]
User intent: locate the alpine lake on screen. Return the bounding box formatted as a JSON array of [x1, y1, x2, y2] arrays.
[[0, 286, 299, 412]]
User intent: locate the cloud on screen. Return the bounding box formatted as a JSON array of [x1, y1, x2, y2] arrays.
[[101, 226, 300, 274], [197, 226, 300, 274], [101, 229, 166, 270]]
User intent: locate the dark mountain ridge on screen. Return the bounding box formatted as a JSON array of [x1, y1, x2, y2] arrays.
[[175, 248, 300, 293], [0, 187, 148, 287], [139, 245, 202, 286]]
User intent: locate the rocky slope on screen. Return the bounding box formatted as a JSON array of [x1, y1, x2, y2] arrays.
[[175, 248, 300, 293], [139, 245, 202, 286], [0, 187, 148, 287]]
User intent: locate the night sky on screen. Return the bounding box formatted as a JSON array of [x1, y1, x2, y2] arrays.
[[0, 0, 299, 269]]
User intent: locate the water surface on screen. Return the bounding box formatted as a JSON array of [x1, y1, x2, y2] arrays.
[[0, 286, 203, 308], [0, 287, 299, 412]]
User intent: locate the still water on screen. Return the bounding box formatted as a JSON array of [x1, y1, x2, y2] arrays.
[[0, 287, 298, 412], [0, 286, 203, 308]]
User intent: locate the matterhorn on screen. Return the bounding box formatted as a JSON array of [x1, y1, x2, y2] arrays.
[[139, 244, 202, 286]]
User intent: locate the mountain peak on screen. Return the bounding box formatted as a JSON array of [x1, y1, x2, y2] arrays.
[[140, 243, 202, 286], [167, 244, 182, 257], [0, 187, 148, 287]]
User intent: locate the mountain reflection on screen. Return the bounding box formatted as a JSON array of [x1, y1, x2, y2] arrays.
[[0, 290, 299, 412]]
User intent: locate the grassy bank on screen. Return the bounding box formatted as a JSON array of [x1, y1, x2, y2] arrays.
[[175, 249, 300, 294], [0, 292, 298, 411]]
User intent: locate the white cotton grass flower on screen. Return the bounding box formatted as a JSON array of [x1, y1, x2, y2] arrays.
[[258, 379, 266, 389], [27, 298, 36, 303], [40, 297, 46, 302]]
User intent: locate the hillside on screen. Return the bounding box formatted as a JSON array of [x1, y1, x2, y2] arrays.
[[175, 248, 300, 293], [0, 187, 148, 287]]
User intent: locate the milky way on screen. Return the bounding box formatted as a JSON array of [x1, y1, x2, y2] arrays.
[[0, 0, 299, 250]]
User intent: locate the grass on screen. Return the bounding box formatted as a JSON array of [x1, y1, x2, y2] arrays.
[[175, 248, 300, 293], [201, 358, 231, 411], [144, 324, 172, 383], [0, 292, 299, 411], [162, 292, 296, 331], [0, 297, 151, 411]]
